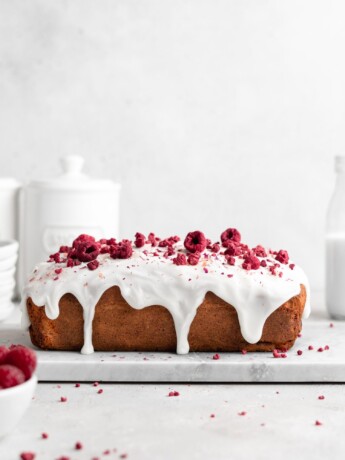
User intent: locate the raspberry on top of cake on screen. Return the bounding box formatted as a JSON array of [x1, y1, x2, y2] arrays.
[[22, 228, 310, 354]]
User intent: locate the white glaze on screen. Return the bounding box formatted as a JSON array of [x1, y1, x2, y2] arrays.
[[22, 243, 310, 354]]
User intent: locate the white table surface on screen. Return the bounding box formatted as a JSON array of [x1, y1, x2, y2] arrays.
[[1, 293, 345, 460]]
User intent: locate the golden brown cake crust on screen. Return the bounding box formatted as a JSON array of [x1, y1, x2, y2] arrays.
[[26, 284, 306, 353]]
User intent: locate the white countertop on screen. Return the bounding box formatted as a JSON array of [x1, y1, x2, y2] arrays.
[[1, 293, 344, 460]]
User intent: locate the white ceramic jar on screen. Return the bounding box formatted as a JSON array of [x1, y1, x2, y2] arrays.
[[19, 155, 120, 290]]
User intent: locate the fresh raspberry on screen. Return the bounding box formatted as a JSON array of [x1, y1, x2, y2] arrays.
[[20, 453, 36, 460], [110, 240, 133, 259], [72, 234, 95, 249], [5, 346, 37, 380], [75, 241, 100, 263], [184, 231, 207, 253], [134, 232, 146, 248], [0, 364, 25, 388], [253, 245, 267, 257], [0, 345, 9, 364], [187, 252, 200, 265], [242, 254, 260, 270], [173, 254, 187, 266], [275, 249, 289, 264], [220, 228, 241, 247], [87, 260, 99, 271]]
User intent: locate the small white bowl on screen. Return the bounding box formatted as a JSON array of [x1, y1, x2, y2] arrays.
[[0, 241, 19, 260], [0, 254, 18, 271], [0, 374, 37, 438]]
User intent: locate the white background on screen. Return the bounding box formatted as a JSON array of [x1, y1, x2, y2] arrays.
[[1, 0, 345, 291]]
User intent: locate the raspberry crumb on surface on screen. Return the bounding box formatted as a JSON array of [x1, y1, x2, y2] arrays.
[[297, 350, 303, 356], [210, 413, 215, 418], [168, 390, 180, 397], [75, 441, 83, 450], [238, 411, 247, 416], [325, 345, 330, 350], [315, 420, 322, 426], [75, 383, 80, 387], [318, 395, 325, 400], [308, 345, 314, 351], [212, 353, 220, 360], [97, 388, 103, 394], [60, 396, 67, 402], [41, 432, 48, 439], [241, 349, 247, 355], [20, 453, 35, 460], [330, 322, 334, 328], [318, 347, 324, 352]]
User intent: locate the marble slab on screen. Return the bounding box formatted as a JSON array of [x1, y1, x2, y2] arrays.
[[0, 317, 344, 382]]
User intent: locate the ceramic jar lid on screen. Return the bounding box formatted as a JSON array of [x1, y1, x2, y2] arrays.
[[28, 155, 120, 191]]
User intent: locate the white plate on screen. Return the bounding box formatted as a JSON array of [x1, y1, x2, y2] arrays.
[[0, 240, 18, 260]]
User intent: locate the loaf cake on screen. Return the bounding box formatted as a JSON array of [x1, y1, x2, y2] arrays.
[[22, 229, 310, 354]]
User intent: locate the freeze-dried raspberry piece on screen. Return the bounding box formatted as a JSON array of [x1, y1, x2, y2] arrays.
[[134, 232, 146, 248], [224, 242, 241, 257], [275, 249, 289, 264], [0, 346, 9, 364], [220, 228, 241, 246], [59, 245, 69, 253], [5, 345, 37, 380], [158, 236, 180, 247], [49, 252, 61, 263], [75, 241, 100, 263], [110, 240, 133, 259], [100, 245, 110, 254], [147, 232, 158, 247], [87, 260, 99, 271], [260, 260, 267, 267], [72, 234, 95, 249], [242, 254, 260, 270], [184, 231, 207, 253], [209, 242, 220, 253], [163, 246, 175, 258], [173, 254, 187, 265], [226, 255, 236, 265], [0, 364, 25, 388], [187, 252, 200, 265], [253, 245, 267, 257]]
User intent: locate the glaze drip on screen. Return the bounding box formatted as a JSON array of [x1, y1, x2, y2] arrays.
[[22, 243, 310, 354]]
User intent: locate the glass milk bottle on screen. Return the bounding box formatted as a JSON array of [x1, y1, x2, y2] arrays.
[[326, 156, 345, 319]]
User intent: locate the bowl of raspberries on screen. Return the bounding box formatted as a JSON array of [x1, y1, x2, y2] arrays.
[[0, 344, 37, 438]]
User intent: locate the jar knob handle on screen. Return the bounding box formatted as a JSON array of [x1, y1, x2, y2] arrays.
[[60, 155, 85, 175]]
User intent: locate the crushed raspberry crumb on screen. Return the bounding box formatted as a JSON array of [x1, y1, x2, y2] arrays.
[[75, 383, 80, 387], [308, 345, 314, 350], [315, 420, 322, 426], [210, 414, 215, 418], [172, 254, 187, 266], [226, 255, 236, 265], [75, 441, 83, 450], [330, 322, 334, 328], [242, 254, 260, 270], [297, 350, 303, 356], [41, 432, 48, 439], [275, 249, 289, 264], [324, 345, 330, 350], [260, 260, 267, 267], [318, 347, 324, 352], [220, 228, 241, 246], [184, 231, 207, 253], [318, 395, 325, 400], [289, 263, 295, 270], [110, 240, 133, 259], [55, 268, 62, 274], [93, 381, 99, 386], [134, 232, 146, 248], [73, 234, 95, 248], [60, 396, 67, 402], [224, 242, 241, 256], [147, 232, 158, 246], [213, 354, 220, 360], [97, 389, 103, 394], [119, 455, 128, 459], [241, 350, 247, 355], [238, 411, 247, 416]]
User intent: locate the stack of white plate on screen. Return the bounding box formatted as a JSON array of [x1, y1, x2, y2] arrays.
[[0, 240, 18, 321]]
